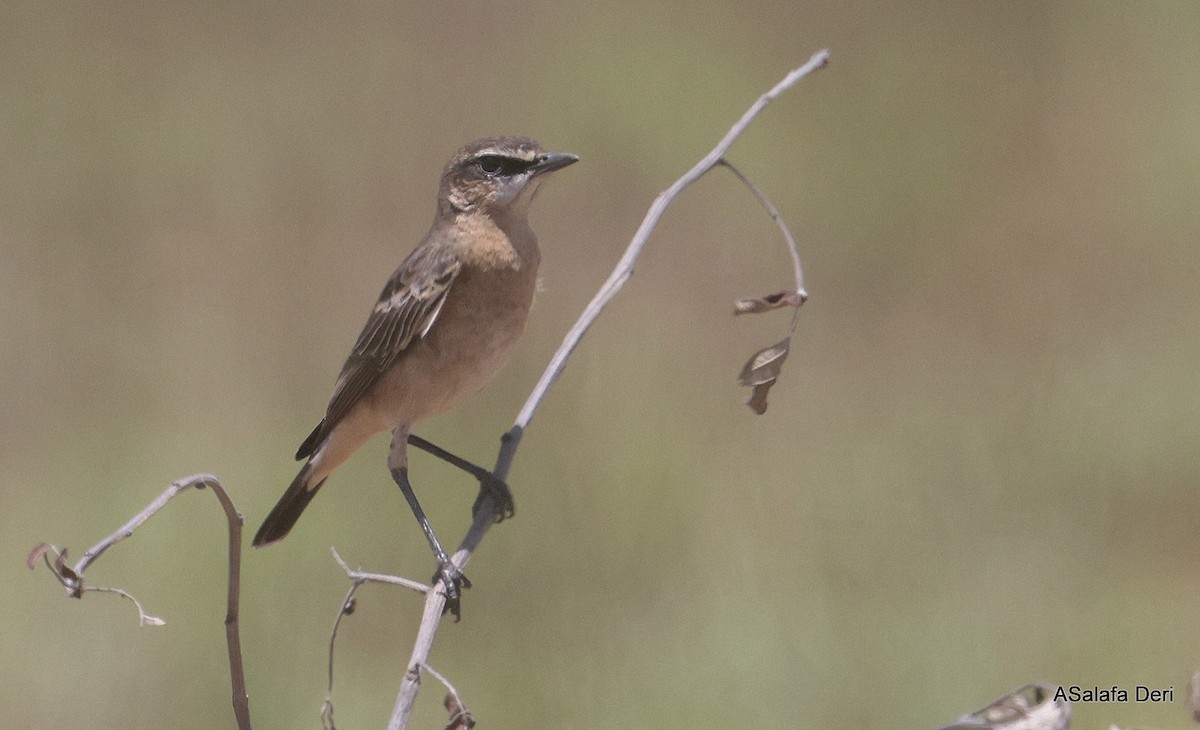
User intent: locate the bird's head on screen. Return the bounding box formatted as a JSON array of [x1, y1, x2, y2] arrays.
[[438, 136, 578, 218]]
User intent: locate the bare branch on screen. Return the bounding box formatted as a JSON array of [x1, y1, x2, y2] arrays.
[[321, 577, 363, 730], [323, 548, 432, 728], [205, 477, 253, 730], [30, 474, 253, 730], [30, 544, 163, 625], [330, 547, 430, 594], [385, 49, 830, 728], [73, 474, 209, 583], [86, 584, 166, 627]]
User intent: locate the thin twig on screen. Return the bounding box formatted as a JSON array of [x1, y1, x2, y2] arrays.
[[324, 548, 431, 729], [87, 584, 166, 626], [385, 49, 830, 729], [322, 576, 364, 730], [31, 474, 253, 730], [331, 547, 431, 594], [420, 662, 463, 704], [421, 664, 473, 730], [30, 543, 166, 624], [717, 158, 806, 300], [72, 475, 206, 581], [204, 476, 253, 730], [719, 157, 807, 341]]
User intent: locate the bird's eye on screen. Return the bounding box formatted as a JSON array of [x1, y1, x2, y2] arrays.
[[476, 155, 533, 177], [476, 155, 507, 175]]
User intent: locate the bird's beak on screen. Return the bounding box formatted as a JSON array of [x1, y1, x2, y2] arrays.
[[531, 152, 579, 176]]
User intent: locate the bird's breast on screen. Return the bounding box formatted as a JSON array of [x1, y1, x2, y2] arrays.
[[368, 261, 538, 426]]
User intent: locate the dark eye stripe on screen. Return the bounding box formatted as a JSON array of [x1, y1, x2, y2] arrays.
[[475, 155, 532, 176]]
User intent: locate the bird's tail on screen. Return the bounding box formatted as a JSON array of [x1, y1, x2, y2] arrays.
[[253, 462, 327, 547]]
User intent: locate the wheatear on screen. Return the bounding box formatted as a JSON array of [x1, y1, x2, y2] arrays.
[[254, 136, 577, 611]]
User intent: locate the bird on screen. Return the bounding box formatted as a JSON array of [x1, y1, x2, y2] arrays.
[[253, 136, 577, 612]]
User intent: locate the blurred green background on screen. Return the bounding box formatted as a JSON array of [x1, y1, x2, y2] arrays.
[[4, 2, 1199, 728]]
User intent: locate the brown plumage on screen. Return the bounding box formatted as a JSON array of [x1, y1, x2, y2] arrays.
[[254, 137, 577, 552]]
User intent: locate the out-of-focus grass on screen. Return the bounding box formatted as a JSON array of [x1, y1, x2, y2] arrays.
[[4, 2, 1200, 729]]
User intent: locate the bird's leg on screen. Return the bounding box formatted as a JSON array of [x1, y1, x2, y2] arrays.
[[390, 464, 471, 617], [407, 433, 515, 521], [389, 432, 470, 619]]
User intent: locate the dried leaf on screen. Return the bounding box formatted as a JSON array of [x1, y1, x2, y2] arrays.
[[738, 338, 790, 386], [935, 683, 1069, 730], [53, 548, 79, 582], [745, 380, 776, 415], [734, 289, 807, 315], [141, 615, 166, 627], [738, 338, 791, 414], [444, 692, 475, 730], [27, 542, 52, 570]]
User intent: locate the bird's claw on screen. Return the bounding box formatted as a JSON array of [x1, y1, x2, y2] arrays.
[[433, 561, 471, 620], [472, 472, 515, 522]]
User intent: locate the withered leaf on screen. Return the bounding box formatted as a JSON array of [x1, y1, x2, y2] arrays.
[[734, 289, 807, 316], [745, 380, 776, 415], [738, 338, 791, 414], [27, 542, 52, 570], [444, 691, 476, 730], [738, 338, 790, 386], [54, 549, 79, 582]]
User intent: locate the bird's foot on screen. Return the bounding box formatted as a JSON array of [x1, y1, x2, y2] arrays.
[[472, 472, 515, 522], [433, 560, 472, 620]]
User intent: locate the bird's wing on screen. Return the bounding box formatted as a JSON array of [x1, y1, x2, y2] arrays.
[[310, 241, 462, 449]]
